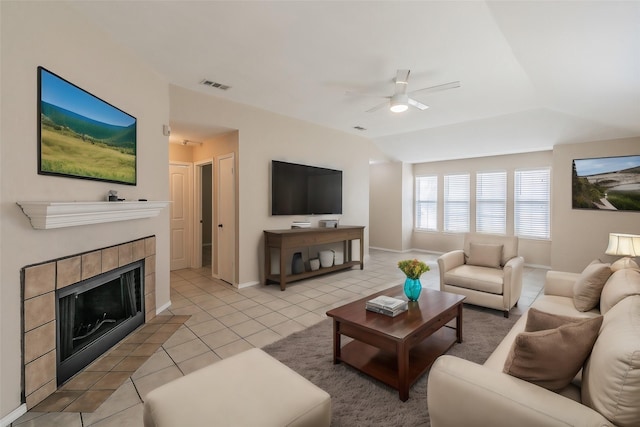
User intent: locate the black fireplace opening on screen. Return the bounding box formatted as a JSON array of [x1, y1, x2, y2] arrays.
[[56, 260, 145, 385]]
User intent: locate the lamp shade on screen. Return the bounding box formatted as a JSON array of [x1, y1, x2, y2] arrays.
[[605, 233, 640, 257]]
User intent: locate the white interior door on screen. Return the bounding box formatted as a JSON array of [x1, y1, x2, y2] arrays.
[[170, 163, 192, 270], [217, 154, 235, 284]]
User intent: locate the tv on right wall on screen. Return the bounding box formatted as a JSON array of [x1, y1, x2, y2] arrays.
[[271, 160, 343, 216], [572, 154, 640, 212]]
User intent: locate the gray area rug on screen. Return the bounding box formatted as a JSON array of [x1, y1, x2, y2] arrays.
[[263, 305, 519, 426]]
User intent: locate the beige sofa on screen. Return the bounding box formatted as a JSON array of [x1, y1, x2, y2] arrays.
[[427, 266, 640, 427], [437, 233, 524, 317]]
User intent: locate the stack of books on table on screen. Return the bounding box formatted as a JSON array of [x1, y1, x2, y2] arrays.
[[366, 295, 408, 317]]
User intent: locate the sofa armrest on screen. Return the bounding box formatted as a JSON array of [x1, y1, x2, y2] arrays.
[[437, 250, 465, 291], [427, 355, 610, 427], [503, 256, 524, 309], [544, 270, 580, 298]]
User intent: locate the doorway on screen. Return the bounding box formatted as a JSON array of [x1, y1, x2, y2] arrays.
[[170, 152, 235, 283], [201, 164, 213, 268]]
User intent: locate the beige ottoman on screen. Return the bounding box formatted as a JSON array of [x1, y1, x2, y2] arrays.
[[143, 348, 331, 427]]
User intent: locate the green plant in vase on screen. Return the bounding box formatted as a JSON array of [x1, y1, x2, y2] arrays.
[[398, 259, 430, 301]]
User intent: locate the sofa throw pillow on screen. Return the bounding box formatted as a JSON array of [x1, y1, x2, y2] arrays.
[[573, 261, 612, 312], [610, 257, 639, 272], [467, 243, 503, 268], [503, 315, 603, 391], [599, 268, 640, 314], [524, 307, 594, 332]]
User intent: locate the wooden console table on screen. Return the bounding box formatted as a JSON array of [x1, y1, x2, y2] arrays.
[[264, 226, 364, 290]]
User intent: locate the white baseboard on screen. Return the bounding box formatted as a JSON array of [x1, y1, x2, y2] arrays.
[[156, 301, 171, 315], [368, 246, 410, 253], [1, 404, 26, 427], [238, 280, 259, 289], [369, 246, 444, 256], [409, 248, 445, 256], [524, 263, 551, 269]]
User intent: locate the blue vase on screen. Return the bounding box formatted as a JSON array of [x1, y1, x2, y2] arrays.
[[404, 277, 422, 301]]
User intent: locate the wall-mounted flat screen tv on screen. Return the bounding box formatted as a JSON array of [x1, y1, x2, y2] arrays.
[[572, 154, 640, 212], [38, 66, 137, 185], [271, 160, 342, 215]]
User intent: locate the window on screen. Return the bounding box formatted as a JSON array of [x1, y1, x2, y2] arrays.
[[476, 171, 507, 234], [444, 174, 470, 232], [515, 168, 551, 239], [415, 175, 437, 230]]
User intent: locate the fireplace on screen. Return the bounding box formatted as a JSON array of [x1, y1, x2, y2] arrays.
[[56, 260, 144, 385], [21, 236, 157, 409]]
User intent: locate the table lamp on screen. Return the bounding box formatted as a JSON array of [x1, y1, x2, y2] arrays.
[[605, 233, 640, 271]]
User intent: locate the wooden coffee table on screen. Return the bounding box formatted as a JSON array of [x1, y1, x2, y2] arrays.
[[326, 285, 465, 401]]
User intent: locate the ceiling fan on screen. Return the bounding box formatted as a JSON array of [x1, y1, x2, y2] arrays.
[[352, 69, 460, 113]]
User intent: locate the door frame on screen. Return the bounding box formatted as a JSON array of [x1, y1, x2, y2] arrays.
[[216, 153, 236, 285], [193, 159, 214, 271]]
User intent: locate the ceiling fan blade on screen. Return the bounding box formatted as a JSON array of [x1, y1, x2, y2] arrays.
[[345, 90, 388, 99], [366, 100, 391, 113], [408, 98, 429, 110], [409, 81, 461, 96]]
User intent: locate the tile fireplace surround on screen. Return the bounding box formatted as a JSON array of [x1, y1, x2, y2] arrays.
[[21, 236, 157, 410]]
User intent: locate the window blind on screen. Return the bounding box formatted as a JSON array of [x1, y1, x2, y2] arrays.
[[476, 171, 507, 234], [444, 174, 470, 232], [415, 175, 437, 231], [515, 168, 551, 239]]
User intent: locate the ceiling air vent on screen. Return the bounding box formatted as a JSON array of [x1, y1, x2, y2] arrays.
[[353, 126, 367, 131], [200, 79, 231, 91]]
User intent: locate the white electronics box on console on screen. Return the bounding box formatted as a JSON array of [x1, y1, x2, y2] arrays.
[[319, 220, 338, 228]]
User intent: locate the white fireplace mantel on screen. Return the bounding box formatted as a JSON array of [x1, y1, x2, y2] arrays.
[[16, 201, 170, 229]]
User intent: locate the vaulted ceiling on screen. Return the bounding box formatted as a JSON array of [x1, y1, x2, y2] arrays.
[[69, 1, 640, 163]]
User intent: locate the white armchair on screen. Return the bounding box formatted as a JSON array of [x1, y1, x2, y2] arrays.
[[437, 233, 524, 317]]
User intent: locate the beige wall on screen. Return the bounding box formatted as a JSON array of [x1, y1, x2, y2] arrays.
[[402, 162, 414, 251], [192, 132, 239, 161], [0, 2, 170, 419], [552, 137, 640, 271], [373, 138, 640, 273], [369, 161, 414, 252], [411, 151, 554, 266], [169, 85, 371, 286], [369, 162, 404, 250], [169, 144, 194, 163]]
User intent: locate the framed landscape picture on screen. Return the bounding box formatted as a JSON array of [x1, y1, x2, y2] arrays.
[[572, 154, 640, 212], [38, 67, 137, 185]]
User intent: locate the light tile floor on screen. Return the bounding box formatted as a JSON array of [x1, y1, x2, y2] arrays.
[[12, 249, 547, 426]]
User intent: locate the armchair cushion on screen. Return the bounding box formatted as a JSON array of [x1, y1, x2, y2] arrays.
[[463, 232, 518, 266], [573, 261, 612, 312], [467, 243, 503, 268], [444, 265, 504, 294], [503, 314, 603, 391]]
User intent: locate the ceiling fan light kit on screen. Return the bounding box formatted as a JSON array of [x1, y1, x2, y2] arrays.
[[353, 69, 460, 114], [390, 93, 409, 113]]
